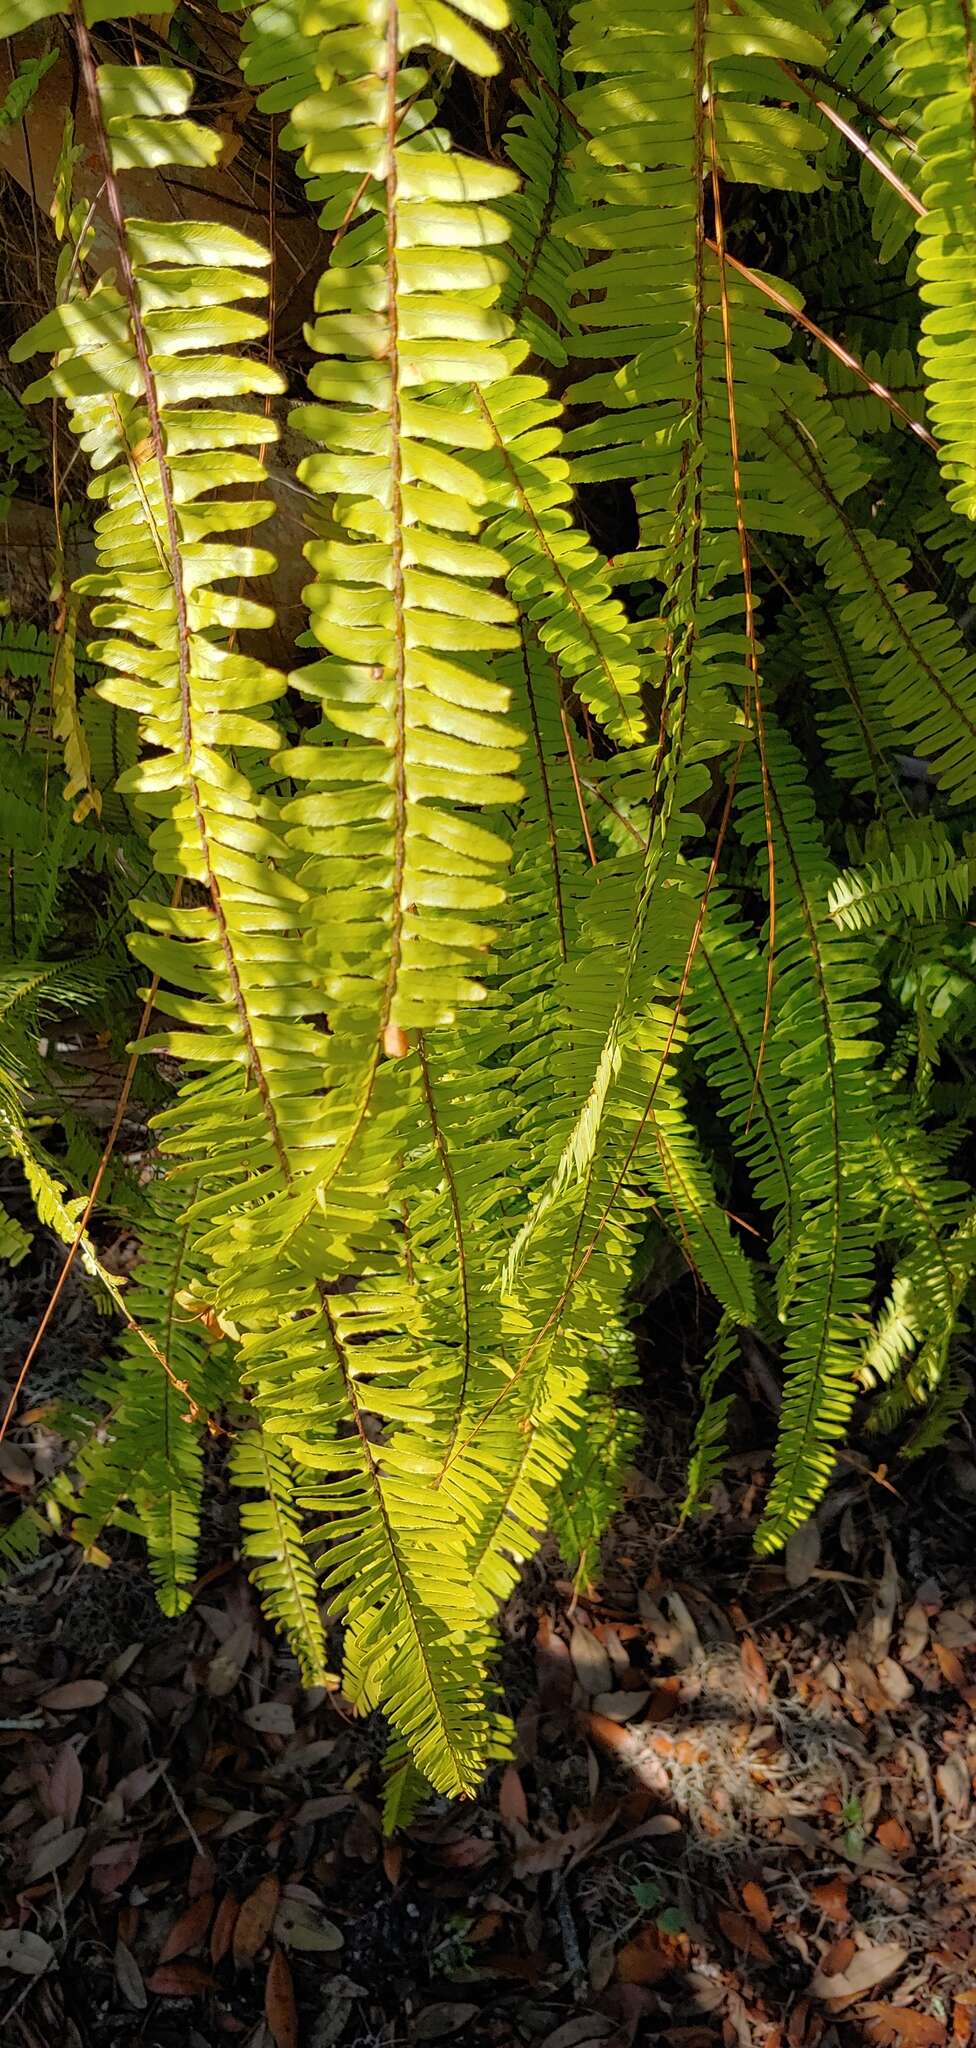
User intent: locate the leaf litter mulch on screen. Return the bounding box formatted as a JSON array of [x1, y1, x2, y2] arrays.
[[2, 1266, 976, 2048]]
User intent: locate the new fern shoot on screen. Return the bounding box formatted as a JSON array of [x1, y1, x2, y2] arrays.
[[0, 0, 975, 1817]]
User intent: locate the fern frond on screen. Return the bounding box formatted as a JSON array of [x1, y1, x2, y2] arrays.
[[893, 0, 976, 516], [828, 831, 976, 932], [682, 1312, 740, 1515]]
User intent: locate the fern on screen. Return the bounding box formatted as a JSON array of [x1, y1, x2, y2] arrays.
[[3, 0, 976, 1812]]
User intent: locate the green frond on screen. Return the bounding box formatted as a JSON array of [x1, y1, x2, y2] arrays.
[[736, 712, 880, 1550], [0, 1200, 32, 1266], [828, 830, 976, 932], [499, 1, 578, 368], [232, 1430, 330, 1685], [72, 1176, 231, 1613], [4, 0, 976, 1815], [682, 1312, 740, 1516], [893, 0, 976, 516]]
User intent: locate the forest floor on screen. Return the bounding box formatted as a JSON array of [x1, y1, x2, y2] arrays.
[[2, 1245, 976, 2048]]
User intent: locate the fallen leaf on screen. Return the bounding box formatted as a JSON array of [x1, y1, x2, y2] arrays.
[[954, 2000, 975, 2045], [0, 1928, 55, 1976], [591, 1689, 652, 1721], [785, 1519, 821, 1588], [89, 1836, 142, 1897], [243, 1702, 296, 1737], [541, 2021, 614, 2048], [414, 2004, 480, 2039], [742, 1881, 773, 1934], [877, 1658, 913, 1707], [216, 1808, 263, 1838], [936, 1753, 971, 1814], [741, 1638, 769, 1707], [45, 1743, 83, 1828], [570, 1622, 613, 1697], [615, 1926, 675, 1985], [535, 1612, 574, 1710], [159, 1894, 214, 1962], [863, 2010, 946, 2047], [382, 1840, 403, 1887], [514, 1811, 616, 1876], [820, 1938, 857, 1978], [718, 1909, 773, 1964], [26, 1824, 85, 1880], [112, 1760, 163, 1811], [114, 1938, 147, 2011], [588, 1933, 616, 1993], [233, 1874, 281, 1966], [933, 1644, 966, 1690], [498, 1764, 528, 1829], [935, 1610, 976, 1651], [291, 1795, 355, 1825], [900, 1605, 929, 1663], [843, 1656, 890, 1715], [0, 1443, 36, 1488], [436, 1833, 494, 1869], [862, 1543, 900, 1663], [40, 1680, 107, 1712], [811, 1941, 907, 2001], [265, 1949, 298, 2048], [206, 1621, 253, 1699], [664, 1592, 702, 1666], [146, 1962, 214, 1996], [211, 1894, 240, 1966], [875, 1818, 912, 1856], [273, 1897, 343, 1953]]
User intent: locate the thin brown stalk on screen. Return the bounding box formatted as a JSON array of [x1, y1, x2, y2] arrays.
[[712, 242, 936, 448]]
